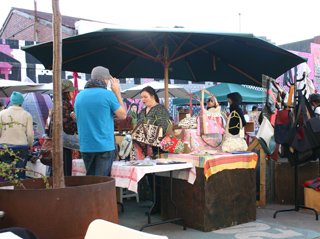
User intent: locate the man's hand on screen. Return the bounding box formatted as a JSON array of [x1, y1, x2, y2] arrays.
[[110, 77, 121, 94], [109, 77, 126, 120]]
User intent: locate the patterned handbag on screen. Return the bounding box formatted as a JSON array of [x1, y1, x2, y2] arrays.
[[160, 134, 185, 153], [221, 111, 248, 152], [131, 122, 163, 147], [39, 137, 53, 166]]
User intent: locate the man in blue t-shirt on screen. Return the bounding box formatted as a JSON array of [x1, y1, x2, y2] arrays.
[[74, 66, 126, 176]]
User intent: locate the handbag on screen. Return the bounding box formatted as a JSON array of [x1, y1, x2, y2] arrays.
[[131, 121, 163, 147], [256, 116, 276, 155], [118, 134, 133, 159], [39, 137, 53, 166], [287, 96, 315, 153], [306, 117, 320, 149], [221, 111, 248, 152], [114, 115, 133, 132], [160, 134, 185, 153], [274, 109, 293, 145], [197, 89, 225, 136], [63, 132, 80, 150]]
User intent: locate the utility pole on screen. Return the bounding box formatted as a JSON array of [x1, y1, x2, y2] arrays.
[[34, 0, 38, 41], [238, 13, 242, 32]]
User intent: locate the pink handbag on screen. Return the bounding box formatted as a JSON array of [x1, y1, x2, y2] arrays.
[[197, 89, 225, 136]]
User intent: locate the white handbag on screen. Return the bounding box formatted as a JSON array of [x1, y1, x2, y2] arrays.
[[256, 116, 276, 155], [221, 111, 248, 152]]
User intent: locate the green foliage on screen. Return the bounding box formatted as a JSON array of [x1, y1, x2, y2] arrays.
[[0, 145, 50, 189]]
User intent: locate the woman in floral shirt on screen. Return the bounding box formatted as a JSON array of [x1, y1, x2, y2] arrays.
[[131, 86, 171, 160]]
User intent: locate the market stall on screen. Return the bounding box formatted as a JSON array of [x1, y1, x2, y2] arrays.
[[160, 151, 257, 231]]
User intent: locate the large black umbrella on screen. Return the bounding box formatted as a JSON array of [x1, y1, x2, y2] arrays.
[[22, 28, 305, 107]]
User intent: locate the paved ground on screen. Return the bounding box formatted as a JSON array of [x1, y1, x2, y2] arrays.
[[119, 200, 320, 239]]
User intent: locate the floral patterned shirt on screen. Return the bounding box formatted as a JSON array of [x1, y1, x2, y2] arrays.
[[138, 104, 171, 134], [63, 99, 77, 135]]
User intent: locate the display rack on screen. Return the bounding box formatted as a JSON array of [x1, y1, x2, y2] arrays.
[[273, 74, 319, 220]]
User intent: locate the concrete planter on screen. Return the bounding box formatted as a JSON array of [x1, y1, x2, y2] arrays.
[[0, 176, 118, 239]]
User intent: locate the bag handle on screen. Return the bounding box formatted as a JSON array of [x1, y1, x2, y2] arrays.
[[200, 89, 215, 110]]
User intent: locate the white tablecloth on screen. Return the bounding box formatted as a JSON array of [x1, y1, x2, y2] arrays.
[[111, 161, 196, 193]]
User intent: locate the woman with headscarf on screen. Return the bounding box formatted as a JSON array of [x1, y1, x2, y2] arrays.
[[0, 91, 34, 179], [227, 92, 247, 135]]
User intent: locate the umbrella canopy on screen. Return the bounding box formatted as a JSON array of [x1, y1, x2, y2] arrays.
[[0, 79, 39, 97], [173, 83, 265, 105], [22, 28, 305, 107], [122, 81, 190, 99], [194, 83, 265, 103], [21, 78, 87, 94]]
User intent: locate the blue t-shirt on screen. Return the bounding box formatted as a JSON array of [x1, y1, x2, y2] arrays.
[[74, 88, 120, 152]]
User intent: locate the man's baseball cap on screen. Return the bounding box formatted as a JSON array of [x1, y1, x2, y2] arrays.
[[91, 66, 112, 81]]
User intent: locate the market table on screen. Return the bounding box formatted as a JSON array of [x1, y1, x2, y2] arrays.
[[111, 161, 196, 231], [160, 151, 258, 231]]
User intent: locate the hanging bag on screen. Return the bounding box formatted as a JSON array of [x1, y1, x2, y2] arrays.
[[196, 89, 225, 148], [221, 110, 248, 152], [274, 109, 293, 145], [287, 96, 315, 153], [256, 116, 276, 155], [196, 89, 225, 136]]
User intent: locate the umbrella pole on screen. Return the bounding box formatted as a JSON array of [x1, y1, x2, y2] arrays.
[[164, 63, 169, 109]]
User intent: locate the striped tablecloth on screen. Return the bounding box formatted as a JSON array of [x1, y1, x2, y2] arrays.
[[203, 152, 258, 179], [161, 152, 258, 180]]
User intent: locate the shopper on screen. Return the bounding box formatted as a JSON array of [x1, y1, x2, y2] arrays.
[[74, 66, 126, 176], [61, 79, 78, 176], [309, 93, 320, 118], [0, 91, 34, 179]]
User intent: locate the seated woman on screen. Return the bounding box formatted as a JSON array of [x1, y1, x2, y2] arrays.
[[131, 86, 170, 160]]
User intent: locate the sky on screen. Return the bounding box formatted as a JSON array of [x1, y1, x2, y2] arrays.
[[0, 0, 319, 45]]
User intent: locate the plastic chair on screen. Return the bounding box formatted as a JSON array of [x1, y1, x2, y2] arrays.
[[119, 188, 139, 203], [85, 219, 168, 239]]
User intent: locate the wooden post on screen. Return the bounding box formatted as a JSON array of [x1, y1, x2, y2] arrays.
[[52, 0, 65, 188], [247, 138, 266, 207]]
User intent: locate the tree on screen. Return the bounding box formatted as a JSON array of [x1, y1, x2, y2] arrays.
[[52, 0, 65, 188]]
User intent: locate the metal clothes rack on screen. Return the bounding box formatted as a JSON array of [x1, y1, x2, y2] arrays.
[[273, 73, 319, 220]]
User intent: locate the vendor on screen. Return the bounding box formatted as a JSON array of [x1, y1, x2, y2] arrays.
[[131, 86, 170, 160]]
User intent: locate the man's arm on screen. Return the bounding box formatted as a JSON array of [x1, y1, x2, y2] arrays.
[[110, 77, 126, 120]]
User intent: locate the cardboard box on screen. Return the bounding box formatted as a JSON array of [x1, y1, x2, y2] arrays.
[[245, 121, 255, 133], [304, 187, 320, 212]]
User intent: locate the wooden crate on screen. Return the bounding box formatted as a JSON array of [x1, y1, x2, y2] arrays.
[[304, 187, 320, 212]]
